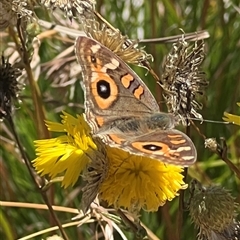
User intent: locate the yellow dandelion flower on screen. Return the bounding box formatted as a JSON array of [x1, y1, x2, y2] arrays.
[[33, 112, 98, 188], [99, 147, 186, 212], [223, 102, 240, 126], [33, 112, 186, 212]]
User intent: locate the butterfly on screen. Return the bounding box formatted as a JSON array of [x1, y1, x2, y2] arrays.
[[75, 36, 197, 166]]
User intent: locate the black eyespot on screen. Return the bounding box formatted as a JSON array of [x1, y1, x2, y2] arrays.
[[143, 144, 162, 151], [91, 55, 96, 63], [97, 80, 110, 99]]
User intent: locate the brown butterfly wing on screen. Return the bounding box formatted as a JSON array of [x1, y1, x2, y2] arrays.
[[75, 36, 160, 131], [124, 129, 197, 166]]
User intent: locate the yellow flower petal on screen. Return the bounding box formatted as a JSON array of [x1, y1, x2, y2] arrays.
[[223, 102, 240, 126], [33, 113, 97, 188], [99, 147, 186, 212], [223, 112, 240, 126]]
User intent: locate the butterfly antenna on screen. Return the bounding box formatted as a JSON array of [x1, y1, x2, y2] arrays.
[[189, 117, 234, 125]]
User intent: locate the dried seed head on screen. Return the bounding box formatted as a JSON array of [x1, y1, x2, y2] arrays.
[[189, 180, 239, 240], [160, 36, 208, 125], [0, 55, 23, 119], [40, 0, 96, 20], [46, 235, 64, 240], [81, 138, 109, 213], [0, 0, 33, 31], [204, 138, 218, 152], [83, 19, 153, 65]]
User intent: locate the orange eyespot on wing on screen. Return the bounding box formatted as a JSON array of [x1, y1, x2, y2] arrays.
[[91, 78, 118, 109], [127, 130, 197, 166], [131, 141, 169, 155]]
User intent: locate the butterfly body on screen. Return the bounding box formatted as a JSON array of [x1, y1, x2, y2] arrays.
[[75, 36, 197, 166]]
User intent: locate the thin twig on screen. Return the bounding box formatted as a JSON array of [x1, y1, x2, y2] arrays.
[[177, 120, 192, 239], [139, 30, 210, 43], [6, 116, 69, 240], [191, 120, 240, 179], [117, 209, 148, 239], [15, 19, 49, 139], [7, 18, 70, 240]]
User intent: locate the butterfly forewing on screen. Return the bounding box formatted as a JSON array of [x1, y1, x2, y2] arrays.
[[75, 36, 160, 115]]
